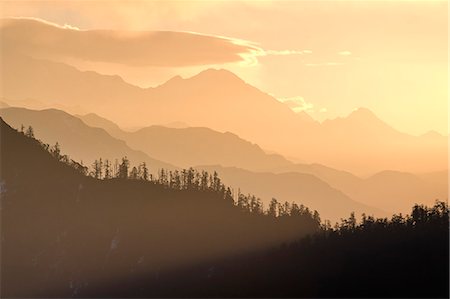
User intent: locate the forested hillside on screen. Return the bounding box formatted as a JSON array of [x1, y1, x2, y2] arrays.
[[0, 118, 320, 297], [87, 201, 449, 298]]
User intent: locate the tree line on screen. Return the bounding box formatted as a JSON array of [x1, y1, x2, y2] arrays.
[[17, 125, 321, 223]]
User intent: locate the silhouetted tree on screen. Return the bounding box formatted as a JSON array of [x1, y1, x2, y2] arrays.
[[71, 159, 88, 175], [278, 201, 291, 217], [159, 169, 168, 186], [104, 159, 112, 179], [140, 162, 149, 181], [237, 193, 249, 211], [200, 171, 209, 190], [118, 157, 129, 179], [268, 198, 278, 217], [25, 126, 34, 138], [313, 210, 321, 224], [225, 187, 234, 203], [113, 159, 119, 178], [91, 159, 103, 179], [172, 170, 181, 189], [186, 168, 195, 189], [130, 166, 139, 180], [50, 142, 61, 160]]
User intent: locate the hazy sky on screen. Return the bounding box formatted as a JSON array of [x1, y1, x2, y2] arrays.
[[1, 1, 447, 135]]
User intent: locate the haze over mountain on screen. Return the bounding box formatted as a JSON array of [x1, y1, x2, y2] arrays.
[[78, 112, 292, 171], [270, 164, 447, 214], [2, 107, 370, 221], [317, 108, 448, 175], [0, 107, 176, 172], [196, 165, 384, 222], [2, 46, 446, 174], [76, 112, 126, 138], [1, 5, 448, 298], [78, 111, 448, 215], [1, 116, 322, 297], [1, 18, 447, 178]]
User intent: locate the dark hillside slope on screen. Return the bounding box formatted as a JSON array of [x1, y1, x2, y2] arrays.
[[0, 118, 319, 298], [90, 202, 449, 298]]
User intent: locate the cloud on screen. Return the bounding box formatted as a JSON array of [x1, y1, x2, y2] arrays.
[[0, 17, 311, 68], [305, 62, 344, 67], [277, 96, 314, 113], [338, 50, 352, 56], [0, 17, 261, 67], [264, 49, 312, 56]]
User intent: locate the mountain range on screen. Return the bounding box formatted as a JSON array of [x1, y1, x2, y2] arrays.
[[78, 112, 292, 171], [1, 22, 447, 175], [1, 106, 446, 219], [78, 111, 448, 214]]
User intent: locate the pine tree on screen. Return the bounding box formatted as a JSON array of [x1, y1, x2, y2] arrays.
[[291, 203, 301, 217], [173, 170, 181, 189], [254, 198, 264, 215], [237, 193, 248, 211], [186, 168, 195, 189], [201, 171, 209, 190], [268, 198, 278, 217], [51, 142, 61, 160], [114, 159, 119, 178], [118, 157, 129, 179], [25, 126, 34, 138], [225, 187, 234, 203], [104, 159, 111, 179], [130, 166, 139, 180], [140, 162, 149, 181], [212, 171, 220, 191], [91, 159, 103, 179]]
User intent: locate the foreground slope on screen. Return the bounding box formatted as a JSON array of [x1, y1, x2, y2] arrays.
[[0, 117, 320, 297]]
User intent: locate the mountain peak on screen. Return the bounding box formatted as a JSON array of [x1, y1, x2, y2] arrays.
[[348, 107, 378, 119], [192, 68, 243, 82], [322, 106, 396, 134], [421, 130, 444, 139], [163, 75, 183, 85], [161, 69, 244, 88]]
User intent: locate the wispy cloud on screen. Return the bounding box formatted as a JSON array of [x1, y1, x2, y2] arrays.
[[1, 17, 312, 68], [264, 49, 312, 56], [277, 96, 314, 113], [305, 62, 344, 67], [4, 16, 81, 30], [338, 50, 352, 56], [1, 17, 262, 67]]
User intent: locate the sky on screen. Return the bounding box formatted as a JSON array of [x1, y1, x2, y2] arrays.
[[0, 0, 448, 136]]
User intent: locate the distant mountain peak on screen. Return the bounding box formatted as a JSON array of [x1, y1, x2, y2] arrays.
[[163, 75, 183, 85], [192, 68, 243, 82], [161, 69, 243, 88], [347, 107, 378, 119], [421, 130, 444, 139]]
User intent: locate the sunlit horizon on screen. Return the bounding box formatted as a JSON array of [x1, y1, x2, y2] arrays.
[[0, 0, 447, 136]]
